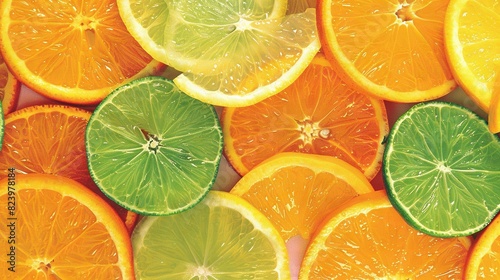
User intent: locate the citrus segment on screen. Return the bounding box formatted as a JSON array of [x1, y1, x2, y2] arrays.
[[0, 173, 134, 279], [299, 190, 472, 279], [0, 52, 20, 114], [0, 0, 163, 105], [230, 152, 374, 243], [465, 213, 500, 279], [86, 76, 223, 215], [0, 104, 138, 233], [132, 190, 290, 279], [383, 101, 500, 237], [222, 53, 389, 179], [444, 0, 500, 112], [318, 0, 456, 102]]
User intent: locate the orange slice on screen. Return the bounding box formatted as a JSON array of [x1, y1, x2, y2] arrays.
[[465, 213, 500, 279], [317, 0, 457, 102], [0, 0, 164, 105], [222, 53, 389, 180], [0, 173, 134, 278], [444, 0, 499, 112], [0, 52, 20, 114], [0, 105, 137, 233], [299, 190, 472, 279]]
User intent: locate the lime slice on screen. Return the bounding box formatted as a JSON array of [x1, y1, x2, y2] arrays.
[[383, 101, 500, 237], [85, 76, 223, 215], [117, 0, 287, 73], [132, 190, 290, 279]]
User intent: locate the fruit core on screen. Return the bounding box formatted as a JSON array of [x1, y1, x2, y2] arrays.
[[396, 4, 415, 22], [297, 119, 330, 147]]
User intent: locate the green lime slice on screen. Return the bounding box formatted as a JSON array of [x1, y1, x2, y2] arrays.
[[383, 101, 500, 237], [132, 190, 290, 279], [85, 76, 223, 215]]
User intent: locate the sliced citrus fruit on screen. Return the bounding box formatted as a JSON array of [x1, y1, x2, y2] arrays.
[[0, 52, 20, 114], [0, 0, 164, 105], [0, 104, 138, 233], [444, 0, 500, 112], [132, 190, 290, 279], [230, 152, 374, 242], [299, 190, 472, 279], [317, 0, 457, 103], [0, 173, 134, 279], [465, 213, 500, 279], [86, 76, 223, 215], [118, 0, 321, 106], [222, 53, 389, 180], [383, 101, 500, 237]]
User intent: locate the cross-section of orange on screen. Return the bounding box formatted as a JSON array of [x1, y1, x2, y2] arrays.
[[299, 190, 472, 279], [0, 173, 134, 279], [0, 105, 138, 233], [317, 0, 457, 103], [222, 53, 389, 180], [445, 0, 500, 112], [0, 52, 20, 114], [0, 0, 164, 105], [464, 213, 500, 279]]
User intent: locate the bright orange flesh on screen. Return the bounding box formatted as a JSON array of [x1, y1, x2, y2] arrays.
[[299, 190, 472, 279], [0, 52, 20, 114], [0, 105, 137, 232], [230, 152, 374, 243], [0, 174, 134, 279], [222, 53, 389, 180], [465, 214, 500, 279], [317, 0, 456, 102], [0, 0, 163, 105]]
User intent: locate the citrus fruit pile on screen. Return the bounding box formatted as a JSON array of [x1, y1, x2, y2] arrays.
[[0, 0, 499, 279]]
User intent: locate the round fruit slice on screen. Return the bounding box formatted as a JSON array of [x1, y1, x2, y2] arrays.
[[0, 0, 164, 105], [86, 76, 223, 215], [299, 190, 472, 279], [222, 53, 389, 180], [465, 213, 500, 279], [0, 52, 20, 114], [0, 104, 138, 233], [383, 101, 500, 237], [317, 0, 456, 102], [0, 173, 134, 279], [118, 0, 320, 106], [230, 152, 374, 243], [132, 190, 290, 279], [444, 0, 500, 112]]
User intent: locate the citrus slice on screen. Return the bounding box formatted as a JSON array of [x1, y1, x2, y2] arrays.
[[444, 0, 500, 112], [465, 213, 500, 279], [299, 190, 472, 279], [230, 152, 374, 243], [0, 173, 134, 278], [0, 52, 20, 114], [86, 76, 223, 215], [317, 0, 457, 103], [383, 101, 500, 237], [132, 190, 290, 279], [0, 104, 138, 233], [222, 53, 389, 180], [0, 0, 164, 105]]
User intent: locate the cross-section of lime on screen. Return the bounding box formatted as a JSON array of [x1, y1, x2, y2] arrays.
[[132, 190, 290, 279], [383, 101, 500, 237], [86, 76, 223, 215]]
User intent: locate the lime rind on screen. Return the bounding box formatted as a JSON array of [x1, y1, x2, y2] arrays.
[[383, 101, 500, 237], [86, 76, 223, 216], [132, 191, 290, 279]]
